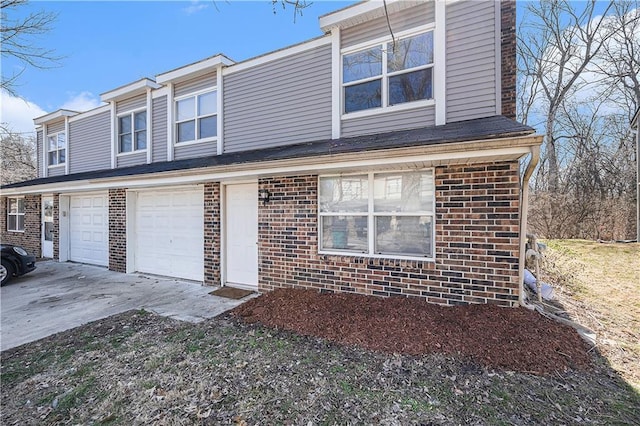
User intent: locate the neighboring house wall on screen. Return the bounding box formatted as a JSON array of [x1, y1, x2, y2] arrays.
[[69, 111, 111, 174], [152, 95, 168, 163], [223, 43, 333, 153], [0, 195, 42, 257], [257, 162, 520, 306], [446, 0, 497, 122]]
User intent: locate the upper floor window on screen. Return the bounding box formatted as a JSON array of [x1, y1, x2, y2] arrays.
[[318, 170, 434, 259], [342, 31, 434, 114], [47, 132, 66, 166], [118, 111, 147, 153], [7, 197, 25, 232], [175, 90, 217, 143]]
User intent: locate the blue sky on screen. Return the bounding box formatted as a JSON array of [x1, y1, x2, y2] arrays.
[[1, 0, 354, 134]]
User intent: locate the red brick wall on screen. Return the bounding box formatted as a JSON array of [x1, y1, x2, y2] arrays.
[[108, 188, 126, 272], [204, 182, 221, 286], [257, 162, 521, 306], [0, 195, 42, 257], [501, 0, 516, 119]]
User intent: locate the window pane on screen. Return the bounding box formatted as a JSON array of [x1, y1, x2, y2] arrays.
[[375, 216, 432, 257], [7, 215, 16, 231], [58, 149, 65, 164], [44, 200, 53, 219], [198, 91, 217, 116], [8, 198, 17, 213], [49, 151, 58, 165], [134, 111, 146, 131], [199, 115, 217, 139], [321, 216, 368, 252], [374, 171, 433, 213], [119, 134, 132, 152], [44, 222, 54, 241], [389, 68, 432, 105], [135, 131, 147, 150], [343, 47, 382, 83], [177, 97, 195, 121], [17, 215, 25, 231], [387, 32, 433, 72], [319, 176, 369, 213], [48, 136, 57, 151], [344, 79, 382, 113], [119, 115, 131, 134], [177, 120, 195, 142], [17, 198, 24, 213], [57, 133, 66, 149]]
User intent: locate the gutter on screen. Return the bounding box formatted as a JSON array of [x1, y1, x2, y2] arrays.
[[518, 145, 540, 310]]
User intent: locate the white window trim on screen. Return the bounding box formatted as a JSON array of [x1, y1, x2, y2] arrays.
[[116, 107, 148, 156], [7, 196, 25, 233], [317, 170, 436, 262], [46, 131, 66, 168], [174, 87, 218, 146], [340, 26, 437, 119]]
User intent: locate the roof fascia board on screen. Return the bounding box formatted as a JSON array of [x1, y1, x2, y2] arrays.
[[223, 36, 331, 75], [1, 135, 541, 195], [33, 109, 78, 125], [319, 0, 426, 31], [100, 78, 162, 102], [156, 55, 234, 84]]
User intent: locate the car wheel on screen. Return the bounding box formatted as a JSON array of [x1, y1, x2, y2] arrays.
[[0, 259, 13, 286]]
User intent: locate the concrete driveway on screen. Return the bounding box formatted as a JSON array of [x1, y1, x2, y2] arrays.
[[0, 261, 249, 351]]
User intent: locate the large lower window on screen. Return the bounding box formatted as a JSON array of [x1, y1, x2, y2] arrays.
[[47, 132, 66, 166], [7, 197, 25, 232], [319, 170, 434, 259], [175, 90, 217, 143], [343, 31, 434, 114], [118, 110, 146, 153]]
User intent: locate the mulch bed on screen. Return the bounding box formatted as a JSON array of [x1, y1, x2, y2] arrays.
[[231, 288, 593, 375]]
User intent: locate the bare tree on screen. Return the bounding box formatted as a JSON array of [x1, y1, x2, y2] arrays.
[[0, 128, 36, 185], [1, 0, 58, 95]]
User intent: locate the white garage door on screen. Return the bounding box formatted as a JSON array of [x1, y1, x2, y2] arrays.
[[135, 188, 204, 281], [69, 193, 109, 266]]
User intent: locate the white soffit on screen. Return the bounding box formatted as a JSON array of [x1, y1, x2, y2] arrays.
[[156, 54, 235, 84], [100, 78, 162, 102], [319, 0, 424, 31]]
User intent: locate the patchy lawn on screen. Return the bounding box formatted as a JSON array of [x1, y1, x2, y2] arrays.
[[541, 240, 640, 390], [2, 293, 639, 424]]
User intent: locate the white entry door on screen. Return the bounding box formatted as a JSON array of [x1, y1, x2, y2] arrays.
[[225, 183, 258, 289], [134, 188, 204, 281], [42, 196, 54, 258], [69, 193, 109, 266]]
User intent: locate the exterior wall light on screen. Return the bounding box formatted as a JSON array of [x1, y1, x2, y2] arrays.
[[258, 188, 270, 205]]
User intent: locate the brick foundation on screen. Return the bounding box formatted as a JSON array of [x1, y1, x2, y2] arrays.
[[257, 162, 521, 306], [108, 188, 126, 272], [0, 195, 42, 257], [501, 0, 516, 119], [204, 182, 221, 286]]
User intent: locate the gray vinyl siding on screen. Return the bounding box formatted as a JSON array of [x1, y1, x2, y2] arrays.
[[341, 3, 434, 48], [116, 94, 146, 114], [68, 111, 111, 174], [174, 71, 216, 97], [446, 0, 497, 122], [47, 166, 65, 177], [174, 142, 217, 160], [117, 151, 146, 168], [224, 43, 332, 153], [36, 130, 43, 178], [341, 106, 435, 137], [152, 95, 168, 163], [46, 120, 65, 135]]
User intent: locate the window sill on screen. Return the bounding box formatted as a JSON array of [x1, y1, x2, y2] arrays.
[[6, 230, 25, 233], [318, 249, 435, 263], [342, 99, 435, 121], [48, 164, 65, 168], [174, 137, 217, 147], [117, 150, 147, 157]]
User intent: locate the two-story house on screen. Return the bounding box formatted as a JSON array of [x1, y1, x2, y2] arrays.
[[1, 0, 542, 307]]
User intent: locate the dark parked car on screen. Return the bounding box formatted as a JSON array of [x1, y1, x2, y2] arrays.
[[1, 244, 36, 286]]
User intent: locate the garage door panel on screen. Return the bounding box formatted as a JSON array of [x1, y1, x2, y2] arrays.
[[134, 188, 204, 281], [69, 193, 108, 266]]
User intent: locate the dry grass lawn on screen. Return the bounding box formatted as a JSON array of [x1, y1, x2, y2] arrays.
[[542, 240, 640, 390]]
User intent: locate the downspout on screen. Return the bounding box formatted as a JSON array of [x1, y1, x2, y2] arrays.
[[518, 145, 540, 309]]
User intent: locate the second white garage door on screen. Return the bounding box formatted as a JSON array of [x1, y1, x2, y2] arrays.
[[134, 188, 204, 281]]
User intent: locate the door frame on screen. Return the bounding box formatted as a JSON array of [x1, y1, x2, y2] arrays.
[[221, 180, 259, 290], [41, 195, 54, 258]]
